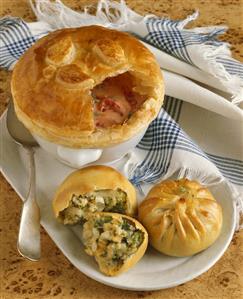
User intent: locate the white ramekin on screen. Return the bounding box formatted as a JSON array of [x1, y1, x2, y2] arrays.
[[33, 128, 147, 168]]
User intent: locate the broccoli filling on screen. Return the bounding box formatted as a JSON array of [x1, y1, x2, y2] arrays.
[[60, 189, 127, 225], [83, 215, 144, 268]]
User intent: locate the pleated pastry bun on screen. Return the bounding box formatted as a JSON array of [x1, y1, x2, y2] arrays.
[[138, 179, 223, 257]]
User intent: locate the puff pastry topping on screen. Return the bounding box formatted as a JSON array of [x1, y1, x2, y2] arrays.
[[11, 26, 164, 148]]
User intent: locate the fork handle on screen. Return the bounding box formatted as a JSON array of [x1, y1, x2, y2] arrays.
[[17, 147, 41, 261]]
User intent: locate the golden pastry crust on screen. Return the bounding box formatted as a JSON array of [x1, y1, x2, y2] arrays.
[[138, 179, 223, 257], [55, 64, 94, 89], [92, 38, 126, 66], [83, 212, 148, 276], [11, 26, 164, 148], [53, 165, 137, 220], [45, 35, 75, 66]]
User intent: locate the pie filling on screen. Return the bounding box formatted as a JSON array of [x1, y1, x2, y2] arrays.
[[83, 215, 144, 270], [92, 72, 146, 128], [60, 189, 127, 225]]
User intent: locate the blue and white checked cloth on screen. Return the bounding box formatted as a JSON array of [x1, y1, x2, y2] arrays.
[[0, 0, 242, 227]]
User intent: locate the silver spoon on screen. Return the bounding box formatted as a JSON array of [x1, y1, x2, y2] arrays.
[[7, 98, 41, 261]]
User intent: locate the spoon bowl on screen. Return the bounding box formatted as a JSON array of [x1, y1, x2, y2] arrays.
[[7, 99, 37, 147]]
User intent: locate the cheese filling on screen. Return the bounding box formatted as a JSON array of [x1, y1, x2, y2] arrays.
[[83, 215, 144, 269], [60, 189, 127, 224]]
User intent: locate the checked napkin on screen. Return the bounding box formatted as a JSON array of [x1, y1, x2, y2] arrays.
[[0, 0, 242, 228]]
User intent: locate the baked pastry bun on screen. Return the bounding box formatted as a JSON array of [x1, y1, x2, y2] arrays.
[[138, 179, 223, 257], [82, 212, 148, 276], [53, 165, 137, 224], [11, 26, 164, 148]]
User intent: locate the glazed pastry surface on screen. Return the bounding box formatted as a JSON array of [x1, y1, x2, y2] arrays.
[[11, 26, 164, 148]]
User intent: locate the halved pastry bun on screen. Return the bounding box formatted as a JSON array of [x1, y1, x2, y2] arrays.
[[82, 212, 148, 276], [53, 165, 137, 224], [11, 26, 164, 148], [138, 179, 223, 257]]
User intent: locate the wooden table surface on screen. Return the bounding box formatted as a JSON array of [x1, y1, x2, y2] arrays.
[[0, 1, 242, 298]]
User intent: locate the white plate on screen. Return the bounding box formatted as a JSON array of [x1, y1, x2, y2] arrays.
[[1, 112, 236, 291]]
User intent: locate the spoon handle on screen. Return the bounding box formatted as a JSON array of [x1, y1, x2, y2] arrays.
[[17, 147, 41, 261]]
